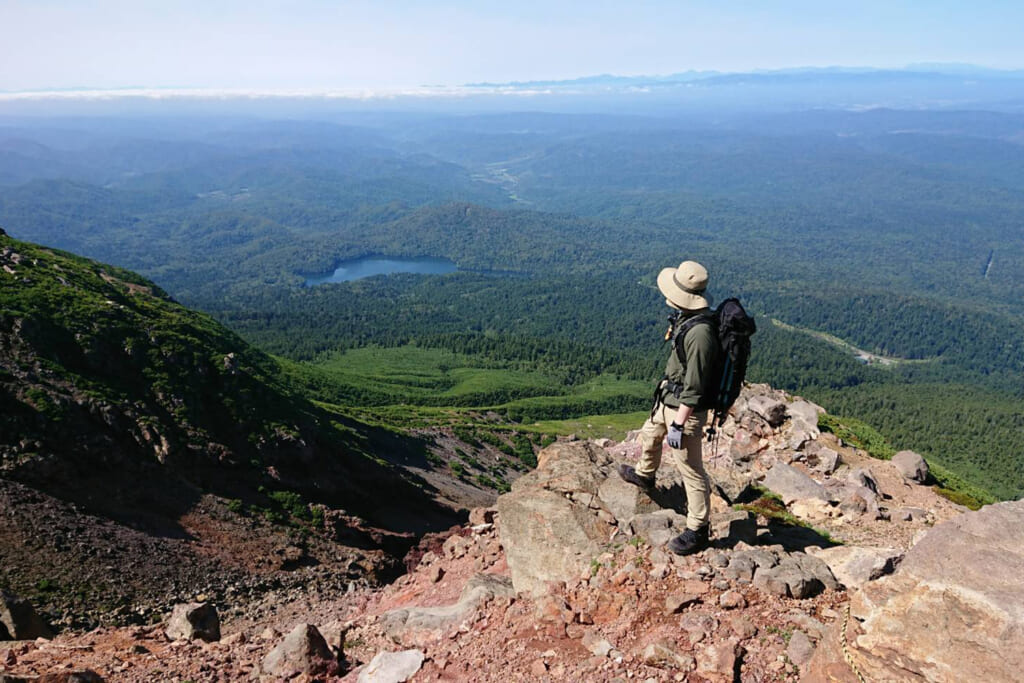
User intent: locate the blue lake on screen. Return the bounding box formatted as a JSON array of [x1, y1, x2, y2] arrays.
[[304, 256, 458, 286]]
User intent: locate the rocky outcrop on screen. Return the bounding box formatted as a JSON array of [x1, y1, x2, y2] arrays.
[[745, 547, 838, 599], [807, 500, 1024, 682], [496, 434, 844, 607], [261, 623, 335, 678], [892, 450, 929, 483], [630, 509, 689, 546], [496, 441, 618, 595], [164, 603, 220, 642], [357, 649, 424, 683], [0, 383, 985, 682], [0, 593, 53, 641], [808, 546, 903, 589], [597, 474, 660, 524], [380, 573, 514, 646], [746, 395, 788, 427], [762, 463, 828, 504]]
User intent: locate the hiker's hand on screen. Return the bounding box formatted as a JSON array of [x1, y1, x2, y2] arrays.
[[667, 422, 684, 449]]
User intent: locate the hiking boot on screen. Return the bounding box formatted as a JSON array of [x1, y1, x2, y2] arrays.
[[667, 526, 710, 556], [617, 464, 655, 490]]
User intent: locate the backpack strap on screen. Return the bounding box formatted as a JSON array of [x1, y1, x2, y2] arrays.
[[659, 311, 716, 403], [671, 311, 716, 356]]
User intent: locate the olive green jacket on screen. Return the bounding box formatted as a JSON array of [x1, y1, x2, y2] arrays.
[[661, 312, 721, 410]]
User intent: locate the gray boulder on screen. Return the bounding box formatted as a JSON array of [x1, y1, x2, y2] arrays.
[[357, 649, 425, 683], [747, 395, 788, 427], [729, 546, 779, 573], [598, 473, 660, 524], [706, 464, 756, 503], [847, 468, 879, 493], [788, 428, 816, 452], [712, 509, 758, 546], [808, 546, 903, 589], [642, 639, 696, 671], [787, 630, 816, 667], [164, 602, 219, 642], [498, 487, 611, 595], [786, 400, 822, 429], [761, 463, 828, 504], [381, 573, 514, 645], [727, 428, 763, 463], [722, 554, 756, 581], [838, 485, 883, 520], [497, 442, 617, 595], [0, 592, 53, 640], [785, 401, 821, 451], [752, 551, 837, 599], [630, 509, 687, 546], [754, 564, 822, 599], [806, 446, 840, 475], [892, 450, 929, 483], [262, 623, 335, 678]]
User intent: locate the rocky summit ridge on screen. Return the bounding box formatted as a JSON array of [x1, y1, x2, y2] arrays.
[[4, 384, 1021, 682]]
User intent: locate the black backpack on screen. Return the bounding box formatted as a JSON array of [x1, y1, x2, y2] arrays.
[[672, 298, 757, 433]]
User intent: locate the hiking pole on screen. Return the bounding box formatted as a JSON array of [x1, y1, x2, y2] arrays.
[[704, 421, 733, 506]]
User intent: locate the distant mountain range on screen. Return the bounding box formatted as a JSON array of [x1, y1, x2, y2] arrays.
[[5, 64, 1024, 107], [464, 64, 1024, 89]]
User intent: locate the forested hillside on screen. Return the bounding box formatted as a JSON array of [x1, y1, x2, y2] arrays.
[[1, 110, 1021, 501], [0, 231, 455, 534]]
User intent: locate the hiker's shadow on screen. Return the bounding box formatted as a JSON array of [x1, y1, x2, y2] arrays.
[[754, 522, 842, 551], [649, 483, 689, 515]]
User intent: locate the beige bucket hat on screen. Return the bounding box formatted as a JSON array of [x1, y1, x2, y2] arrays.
[[657, 260, 710, 310]]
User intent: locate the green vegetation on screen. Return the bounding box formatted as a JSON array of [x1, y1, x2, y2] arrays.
[[475, 473, 510, 492], [3, 112, 1023, 502], [737, 488, 841, 545], [816, 411, 998, 508], [817, 414, 896, 460], [927, 461, 996, 511], [0, 235, 319, 461], [522, 411, 648, 441], [814, 383, 1021, 500], [266, 490, 312, 522], [0, 233, 453, 534], [765, 625, 795, 644]]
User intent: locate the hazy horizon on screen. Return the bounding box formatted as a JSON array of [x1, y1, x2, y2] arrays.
[[4, 1, 1024, 93], [2, 62, 1022, 99]]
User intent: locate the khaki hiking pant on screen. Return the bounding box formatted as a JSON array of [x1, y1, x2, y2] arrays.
[[635, 397, 710, 531]]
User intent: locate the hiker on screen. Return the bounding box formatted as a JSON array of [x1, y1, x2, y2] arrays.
[[619, 260, 721, 555]]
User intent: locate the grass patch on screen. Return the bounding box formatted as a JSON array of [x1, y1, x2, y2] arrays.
[[928, 460, 996, 510], [496, 375, 648, 422], [765, 624, 794, 644], [818, 413, 896, 460], [292, 346, 648, 430], [299, 345, 563, 407], [520, 410, 648, 441]]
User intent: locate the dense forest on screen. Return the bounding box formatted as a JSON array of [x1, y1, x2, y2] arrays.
[[1, 108, 1021, 500]]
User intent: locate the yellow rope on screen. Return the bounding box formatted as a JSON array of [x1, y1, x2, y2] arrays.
[[841, 602, 867, 683]]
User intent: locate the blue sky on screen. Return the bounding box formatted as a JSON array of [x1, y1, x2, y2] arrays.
[[2, 0, 1023, 91]]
